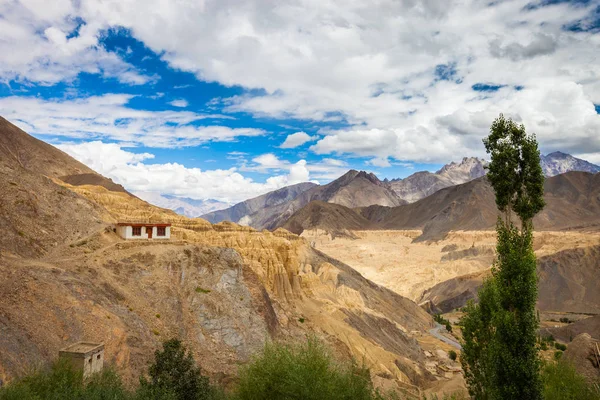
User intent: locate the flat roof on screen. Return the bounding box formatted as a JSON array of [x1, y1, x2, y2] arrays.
[[59, 342, 104, 357], [116, 222, 171, 227]]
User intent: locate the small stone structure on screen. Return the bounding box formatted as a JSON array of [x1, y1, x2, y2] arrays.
[[59, 342, 104, 379], [116, 222, 171, 240]]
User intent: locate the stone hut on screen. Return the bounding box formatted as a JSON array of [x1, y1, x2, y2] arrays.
[[59, 342, 104, 379]]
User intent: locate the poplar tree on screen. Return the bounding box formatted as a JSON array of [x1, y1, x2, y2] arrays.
[[461, 114, 545, 399]]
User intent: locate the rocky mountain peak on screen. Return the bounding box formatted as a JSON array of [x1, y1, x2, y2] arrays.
[[436, 157, 487, 175], [541, 152, 600, 177]]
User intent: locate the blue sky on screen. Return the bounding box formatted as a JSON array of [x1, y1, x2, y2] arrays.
[[1, 0, 599, 204]]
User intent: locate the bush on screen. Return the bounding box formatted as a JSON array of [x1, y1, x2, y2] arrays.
[[448, 350, 457, 361], [542, 361, 600, 400], [0, 359, 131, 400], [139, 338, 214, 400], [554, 343, 567, 351], [232, 336, 379, 400], [434, 314, 453, 333], [553, 351, 563, 361]]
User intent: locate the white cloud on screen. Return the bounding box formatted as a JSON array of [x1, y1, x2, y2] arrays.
[[57, 141, 315, 203], [169, 99, 189, 107], [0, 95, 264, 148], [280, 131, 315, 148], [243, 153, 348, 181], [252, 153, 283, 169], [3, 0, 600, 164], [67, 0, 597, 163], [0, 1, 153, 85]]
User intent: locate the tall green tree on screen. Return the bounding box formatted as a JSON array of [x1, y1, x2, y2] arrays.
[[461, 114, 545, 399], [139, 338, 212, 400]]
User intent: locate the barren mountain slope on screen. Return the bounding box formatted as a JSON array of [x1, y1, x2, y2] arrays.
[[282, 201, 375, 235], [0, 118, 440, 395], [419, 244, 600, 315], [235, 170, 405, 230], [358, 172, 600, 241], [544, 315, 600, 342], [201, 182, 317, 224], [388, 157, 487, 203], [60, 173, 131, 194], [0, 117, 94, 178], [0, 119, 107, 258]]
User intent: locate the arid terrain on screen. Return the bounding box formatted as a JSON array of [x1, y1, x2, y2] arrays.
[[303, 229, 600, 302], [0, 117, 467, 398]]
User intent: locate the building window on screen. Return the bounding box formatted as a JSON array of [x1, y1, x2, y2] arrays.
[[157, 226, 166, 236], [132, 226, 142, 236]]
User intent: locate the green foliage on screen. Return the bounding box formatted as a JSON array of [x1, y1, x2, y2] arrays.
[[482, 114, 545, 223], [231, 336, 379, 400], [553, 351, 563, 361], [195, 287, 211, 294], [555, 343, 567, 351], [448, 350, 457, 361], [0, 359, 131, 400], [433, 314, 452, 332], [542, 361, 600, 400], [460, 114, 546, 399], [140, 338, 213, 400]]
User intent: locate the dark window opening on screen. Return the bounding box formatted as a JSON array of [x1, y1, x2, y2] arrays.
[[97, 354, 101, 360], [157, 226, 166, 236], [132, 226, 142, 236]]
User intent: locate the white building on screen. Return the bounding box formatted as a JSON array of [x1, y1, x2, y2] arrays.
[[116, 222, 171, 240]]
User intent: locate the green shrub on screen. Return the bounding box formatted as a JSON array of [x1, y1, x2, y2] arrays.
[[553, 351, 563, 361], [555, 343, 567, 351], [0, 359, 131, 400], [232, 336, 378, 400], [542, 361, 600, 400], [195, 287, 211, 294], [434, 314, 453, 333], [448, 350, 457, 361]]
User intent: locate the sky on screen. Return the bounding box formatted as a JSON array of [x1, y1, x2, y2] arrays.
[[1, 0, 599, 204]]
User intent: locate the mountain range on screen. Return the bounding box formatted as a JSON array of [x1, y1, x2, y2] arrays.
[[202, 170, 404, 229], [284, 171, 600, 240], [132, 192, 230, 218], [201, 153, 600, 232]]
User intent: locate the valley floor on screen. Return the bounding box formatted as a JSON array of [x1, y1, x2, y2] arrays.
[[302, 229, 600, 302]]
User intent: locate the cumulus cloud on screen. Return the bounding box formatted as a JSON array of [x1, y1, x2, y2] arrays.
[[169, 99, 189, 107], [0, 95, 264, 148], [0, 1, 153, 85], [280, 131, 315, 148], [243, 153, 348, 181], [3, 0, 600, 164], [57, 141, 314, 203]]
